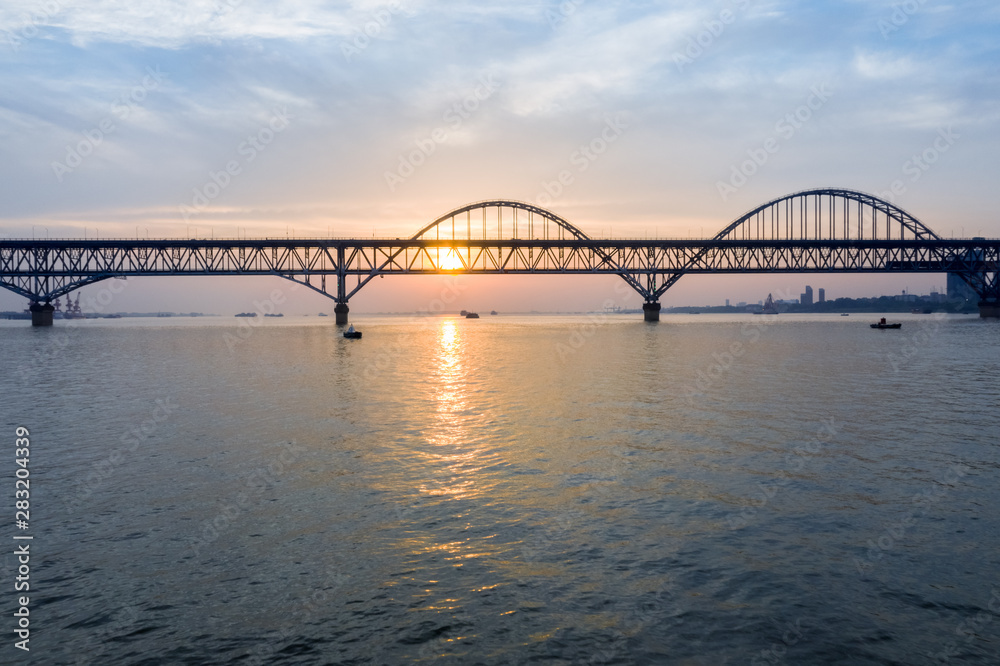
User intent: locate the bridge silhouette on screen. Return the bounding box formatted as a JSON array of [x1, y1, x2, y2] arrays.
[[2, 188, 998, 325]]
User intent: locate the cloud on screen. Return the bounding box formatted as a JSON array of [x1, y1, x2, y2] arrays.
[[1, 0, 356, 48], [853, 50, 916, 80], [498, 6, 703, 117]]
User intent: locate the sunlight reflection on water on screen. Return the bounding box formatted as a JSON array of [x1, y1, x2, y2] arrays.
[[1, 314, 998, 664]]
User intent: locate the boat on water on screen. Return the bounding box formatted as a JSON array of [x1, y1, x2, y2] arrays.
[[840, 313, 850, 316], [490, 310, 498, 315], [465, 312, 480, 319], [343, 324, 362, 339], [460, 310, 468, 316], [318, 312, 328, 317], [753, 293, 779, 315], [870, 317, 902, 329]]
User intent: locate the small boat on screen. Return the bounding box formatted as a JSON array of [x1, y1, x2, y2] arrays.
[[343, 324, 362, 339], [840, 313, 850, 316], [870, 317, 901, 329], [490, 310, 498, 316], [318, 312, 328, 317], [465, 312, 480, 319], [460, 310, 468, 316]]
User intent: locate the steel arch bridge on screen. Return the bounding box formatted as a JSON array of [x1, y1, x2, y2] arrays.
[[1, 188, 998, 325]]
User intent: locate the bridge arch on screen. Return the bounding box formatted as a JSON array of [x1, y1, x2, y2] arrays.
[[713, 188, 940, 242], [410, 200, 595, 241], [346, 200, 645, 301], [645, 189, 948, 303], [0, 273, 117, 304]]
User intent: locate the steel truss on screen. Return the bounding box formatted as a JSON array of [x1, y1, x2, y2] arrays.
[[1, 190, 997, 306]]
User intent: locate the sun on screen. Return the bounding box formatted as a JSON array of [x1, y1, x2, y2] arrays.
[[438, 249, 465, 271]]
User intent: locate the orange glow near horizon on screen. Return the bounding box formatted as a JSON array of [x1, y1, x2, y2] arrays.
[[437, 249, 465, 271]]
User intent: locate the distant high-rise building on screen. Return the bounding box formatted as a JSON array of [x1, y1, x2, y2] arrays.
[[818, 288, 825, 303], [800, 285, 814, 307], [947, 272, 978, 303], [725, 299, 730, 307]]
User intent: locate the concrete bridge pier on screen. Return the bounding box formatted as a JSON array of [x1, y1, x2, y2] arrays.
[[29, 302, 55, 327], [643, 301, 661, 322], [979, 301, 1000, 318], [334, 302, 349, 325]]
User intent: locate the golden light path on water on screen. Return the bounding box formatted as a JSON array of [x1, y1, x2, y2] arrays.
[[5, 313, 998, 663], [423, 317, 480, 503]]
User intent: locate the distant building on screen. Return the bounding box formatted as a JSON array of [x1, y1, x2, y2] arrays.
[[818, 288, 825, 303], [947, 272, 978, 303], [725, 299, 730, 307], [800, 285, 813, 307]]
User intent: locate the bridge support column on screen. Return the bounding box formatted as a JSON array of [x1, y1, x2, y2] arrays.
[[29, 302, 55, 327], [979, 301, 1000, 318], [642, 301, 661, 323], [334, 302, 349, 325]]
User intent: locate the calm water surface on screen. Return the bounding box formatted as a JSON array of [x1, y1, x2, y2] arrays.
[[1, 313, 998, 664]]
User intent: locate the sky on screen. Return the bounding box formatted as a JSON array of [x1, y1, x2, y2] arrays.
[[1, 0, 999, 314]]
